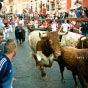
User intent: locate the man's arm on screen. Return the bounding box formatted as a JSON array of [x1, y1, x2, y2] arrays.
[[68, 24, 71, 31], [59, 24, 63, 32], [79, 27, 82, 34]]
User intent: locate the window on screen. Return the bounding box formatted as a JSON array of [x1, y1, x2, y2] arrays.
[[40, 1, 42, 12], [46, 4, 49, 11], [51, 2, 55, 10]]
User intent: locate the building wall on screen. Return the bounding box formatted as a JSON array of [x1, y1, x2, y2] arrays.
[[12, 0, 30, 14], [3, 0, 88, 14], [83, 0, 88, 8], [67, 0, 71, 10], [60, 0, 67, 12]]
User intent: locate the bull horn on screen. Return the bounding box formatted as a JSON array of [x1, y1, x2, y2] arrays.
[[39, 32, 47, 38], [81, 37, 86, 41], [58, 32, 68, 35]]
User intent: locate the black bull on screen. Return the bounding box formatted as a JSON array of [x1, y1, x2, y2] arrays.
[[15, 26, 25, 44]]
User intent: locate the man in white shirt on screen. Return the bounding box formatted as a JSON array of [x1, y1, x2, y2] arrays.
[[51, 20, 58, 32], [18, 17, 24, 27], [69, 9, 77, 18], [59, 20, 71, 32], [34, 19, 38, 28]]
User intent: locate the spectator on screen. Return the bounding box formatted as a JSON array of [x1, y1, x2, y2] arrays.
[[29, 19, 34, 25], [7, 17, 13, 32], [34, 18, 38, 28], [70, 21, 76, 32], [59, 20, 71, 32], [81, 9, 85, 18], [3, 19, 10, 40], [18, 17, 24, 27], [14, 17, 18, 27], [80, 21, 88, 36], [51, 20, 58, 32], [69, 9, 77, 18], [64, 12, 69, 18], [75, 10, 79, 17], [75, 10, 82, 18], [42, 20, 48, 28], [0, 39, 17, 88], [84, 8, 88, 17]]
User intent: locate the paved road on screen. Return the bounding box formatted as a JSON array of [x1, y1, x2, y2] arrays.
[[8, 30, 81, 88]]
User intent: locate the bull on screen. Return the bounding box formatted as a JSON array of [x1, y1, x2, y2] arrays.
[[60, 32, 82, 47], [57, 47, 88, 88], [15, 26, 25, 44], [60, 32, 88, 49], [28, 31, 66, 78]]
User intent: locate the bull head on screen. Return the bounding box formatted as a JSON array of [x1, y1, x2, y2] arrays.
[[39, 32, 61, 58], [39, 32, 47, 39]]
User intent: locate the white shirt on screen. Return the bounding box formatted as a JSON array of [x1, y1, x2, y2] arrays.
[[34, 20, 38, 28], [71, 12, 77, 18], [19, 19, 24, 27], [61, 23, 70, 32], [30, 20, 34, 25], [51, 22, 58, 32]]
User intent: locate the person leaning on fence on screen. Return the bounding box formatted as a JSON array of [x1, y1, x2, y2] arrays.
[[59, 20, 71, 32], [80, 21, 88, 36], [0, 39, 17, 88], [59, 20, 71, 42]]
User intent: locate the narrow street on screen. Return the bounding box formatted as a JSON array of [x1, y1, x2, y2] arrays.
[[0, 0, 88, 88]]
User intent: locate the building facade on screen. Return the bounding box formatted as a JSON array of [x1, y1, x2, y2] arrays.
[[2, 0, 88, 14], [67, 0, 88, 10]]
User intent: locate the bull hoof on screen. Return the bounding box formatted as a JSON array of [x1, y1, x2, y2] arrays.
[[42, 73, 47, 79], [42, 75, 47, 80], [61, 79, 65, 84], [36, 62, 40, 68]]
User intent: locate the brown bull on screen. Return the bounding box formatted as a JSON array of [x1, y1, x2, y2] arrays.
[[29, 31, 66, 78], [57, 47, 88, 88]]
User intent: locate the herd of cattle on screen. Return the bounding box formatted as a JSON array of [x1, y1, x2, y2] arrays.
[[15, 27, 88, 88], [29, 31, 88, 88]]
